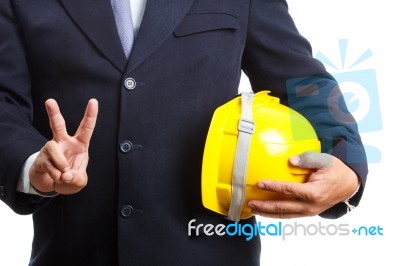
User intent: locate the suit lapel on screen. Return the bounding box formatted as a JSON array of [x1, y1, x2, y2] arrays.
[[126, 0, 195, 73], [58, 0, 194, 73], [59, 0, 127, 72]]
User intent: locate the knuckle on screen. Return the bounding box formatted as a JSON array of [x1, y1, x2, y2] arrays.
[[72, 174, 88, 189], [281, 183, 293, 195], [52, 120, 66, 132], [43, 160, 54, 171], [304, 205, 322, 216], [43, 140, 57, 153], [314, 192, 328, 204], [50, 170, 61, 181], [47, 140, 58, 148], [273, 202, 287, 213], [31, 159, 41, 170], [305, 189, 324, 203], [38, 160, 51, 171], [304, 205, 317, 216], [41, 144, 49, 154]]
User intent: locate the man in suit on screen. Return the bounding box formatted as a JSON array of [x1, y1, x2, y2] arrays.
[[0, 0, 367, 265]]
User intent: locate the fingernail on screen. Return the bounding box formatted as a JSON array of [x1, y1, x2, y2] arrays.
[[290, 155, 301, 166], [257, 182, 266, 189], [63, 172, 73, 183], [248, 202, 255, 209]]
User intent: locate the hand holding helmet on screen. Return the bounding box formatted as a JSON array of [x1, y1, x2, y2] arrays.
[[248, 152, 360, 219], [201, 91, 359, 221], [202, 91, 321, 221]]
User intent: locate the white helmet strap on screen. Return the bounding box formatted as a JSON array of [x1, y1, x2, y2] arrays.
[[227, 91, 255, 221]]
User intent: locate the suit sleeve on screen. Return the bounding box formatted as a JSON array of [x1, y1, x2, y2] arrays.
[[241, 0, 368, 218], [0, 0, 50, 214]]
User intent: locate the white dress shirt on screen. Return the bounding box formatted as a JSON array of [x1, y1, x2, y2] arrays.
[[17, 0, 147, 196], [130, 0, 147, 38]]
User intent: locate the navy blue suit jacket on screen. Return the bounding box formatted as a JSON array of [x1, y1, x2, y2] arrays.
[[0, 0, 367, 265]]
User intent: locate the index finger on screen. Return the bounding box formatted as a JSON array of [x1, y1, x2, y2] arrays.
[[255, 180, 312, 202], [45, 99, 69, 142], [74, 99, 98, 145]]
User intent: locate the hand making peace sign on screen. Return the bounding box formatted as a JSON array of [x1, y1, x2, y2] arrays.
[[29, 99, 98, 195]]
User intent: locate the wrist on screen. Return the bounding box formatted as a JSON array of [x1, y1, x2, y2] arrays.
[[30, 184, 59, 197]]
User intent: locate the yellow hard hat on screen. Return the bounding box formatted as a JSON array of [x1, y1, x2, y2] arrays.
[[201, 91, 321, 221]]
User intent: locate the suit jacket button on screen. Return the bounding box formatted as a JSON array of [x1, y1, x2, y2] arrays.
[[124, 78, 136, 90], [121, 205, 134, 218], [120, 140, 133, 153]]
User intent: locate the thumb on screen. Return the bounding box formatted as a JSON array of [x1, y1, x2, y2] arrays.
[[290, 152, 333, 169], [60, 169, 88, 191]]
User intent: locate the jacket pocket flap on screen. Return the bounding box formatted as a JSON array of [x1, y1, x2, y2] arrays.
[[174, 12, 240, 37]]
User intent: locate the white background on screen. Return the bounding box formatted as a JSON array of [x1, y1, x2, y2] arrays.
[[1, 0, 399, 265]]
